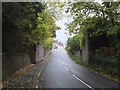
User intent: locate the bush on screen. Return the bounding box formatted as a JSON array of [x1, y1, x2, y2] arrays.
[[67, 35, 81, 54], [67, 49, 83, 65], [89, 52, 119, 75]]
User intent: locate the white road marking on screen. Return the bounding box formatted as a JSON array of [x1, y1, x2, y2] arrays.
[[72, 74, 94, 90], [65, 66, 70, 72], [62, 61, 64, 64], [61, 54, 94, 89]]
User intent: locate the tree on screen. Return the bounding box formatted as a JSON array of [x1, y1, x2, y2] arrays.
[[2, 2, 45, 53], [67, 35, 81, 54], [2, 2, 60, 53], [30, 10, 60, 49], [66, 2, 120, 55]]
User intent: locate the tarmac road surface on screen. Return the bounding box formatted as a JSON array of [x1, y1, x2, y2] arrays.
[[38, 46, 120, 89]]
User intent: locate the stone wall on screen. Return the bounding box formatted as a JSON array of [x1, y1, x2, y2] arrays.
[[36, 45, 44, 63], [81, 32, 89, 63], [72, 32, 89, 63], [36, 45, 51, 63], [2, 53, 31, 81], [2, 45, 51, 81], [0, 53, 2, 83], [74, 50, 81, 59], [0, 1, 2, 83]]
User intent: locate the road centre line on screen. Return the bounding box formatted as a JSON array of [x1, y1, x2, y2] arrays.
[[64, 66, 70, 72], [62, 61, 64, 64], [62, 60, 69, 71], [72, 74, 94, 90], [61, 60, 94, 89]]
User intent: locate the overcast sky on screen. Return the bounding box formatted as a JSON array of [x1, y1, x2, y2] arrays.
[[55, 0, 103, 46], [55, 17, 71, 46]]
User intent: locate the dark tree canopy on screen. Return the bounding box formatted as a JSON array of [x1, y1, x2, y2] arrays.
[[66, 2, 120, 55], [2, 2, 60, 53]]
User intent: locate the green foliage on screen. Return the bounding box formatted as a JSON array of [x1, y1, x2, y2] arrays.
[[79, 31, 86, 49], [66, 2, 120, 52], [3, 2, 44, 53], [66, 2, 120, 77], [43, 38, 53, 50], [67, 49, 83, 65], [67, 35, 81, 54], [89, 52, 119, 75], [2, 2, 60, 53], [46, 2, 66, 20], [29, 11, 60, 45]]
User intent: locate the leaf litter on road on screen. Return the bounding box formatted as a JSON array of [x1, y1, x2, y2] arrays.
[[2, 64, 35, 88]]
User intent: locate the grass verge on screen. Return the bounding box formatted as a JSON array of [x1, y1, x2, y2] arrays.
[[67, 50, 120, 82], [67, 50, 83, 65]]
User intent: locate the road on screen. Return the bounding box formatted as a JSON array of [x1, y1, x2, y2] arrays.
[[38, 46, 120, 89]]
